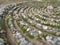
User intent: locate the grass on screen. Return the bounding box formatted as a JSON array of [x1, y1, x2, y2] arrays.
[[1, 21, 6, 30], [22, 16, 27, 22], [35, 15, 46, 21], [43, 23, 60, 29], [40, 34, 47, 40], [16, 20, 28, 33], [21, 26, 27, 33], [37, 34, 47, 41], [7, 16, 14, 24], [0, 34, 5, 39], [28, 15, 34, 20], [26, 33, 34, 39], [0, 17, 5, 30], [37, 35, 42, 40]]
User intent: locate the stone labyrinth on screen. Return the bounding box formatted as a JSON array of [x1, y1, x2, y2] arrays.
[[1, 1, 60, 45]]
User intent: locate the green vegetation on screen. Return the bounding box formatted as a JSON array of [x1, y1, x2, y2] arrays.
[[56, 13, 60, 16], [9, 16, 14, 22], [37, 34, 47, 41], [17, 20, 28, 33], [0, 17, 5, 30], [35, 15, 46, 21], [21, 26, 27, 33], [43, 23, 60, 29], [1, 21, 5, 30], [40, 34, 47, 40], [7, 16, 14, 24], [7, 16, 14, 27], [0, 34, 5, 39], [43, 15, 49, 18], [26, 33, 34, 39], [37, 35, 42, 40], [22, 16, 27, 22], [17, 20, 34, 39], [28, 15, 34, 20]]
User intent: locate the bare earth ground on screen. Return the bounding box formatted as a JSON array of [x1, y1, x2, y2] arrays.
[[0, 0, 26, 4]]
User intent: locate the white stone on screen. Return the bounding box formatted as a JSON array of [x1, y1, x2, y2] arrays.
[[0, 38, 4, 45], [9, 10, 12, 13], [46, 36, 52, 42], [30, 33, 33, 35], [9, 15, 11, 17], [25, 23, 28, 26], [28, 42, 33, 45], [14, 11, 17, 14], [10, 24, 13, 27], [35, 18, 39, 21], [57, 37, 60, 41], [38, 31, 42, 34], [20, 37, 25, 42], [16, 32, 20, 36], [57, 6, 60, 11], [36, 23, 41, 27], [30, 30, 39, 37], [51, 38, 57, 44], [47, 5, 53, 10], [51, 19, 54, 21], [22, 13, 26, 18], [56, 32, 60, 36], [27, 28, 31, 31], [42, 25, 48, 30], [20, 8, 24, 13], [20, 21, 24, 25], [30, 20, 33, 23], [36, 0, 42, 1]]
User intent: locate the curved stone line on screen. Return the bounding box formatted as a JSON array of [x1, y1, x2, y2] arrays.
[[1, 1, 60, 45]]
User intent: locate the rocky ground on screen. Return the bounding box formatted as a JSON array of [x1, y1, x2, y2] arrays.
[[0, 0, 60, 45]]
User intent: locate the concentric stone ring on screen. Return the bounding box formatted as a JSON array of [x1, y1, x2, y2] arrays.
[[0, 1, 60, 45]]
